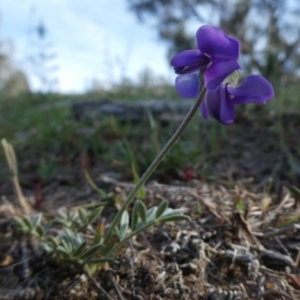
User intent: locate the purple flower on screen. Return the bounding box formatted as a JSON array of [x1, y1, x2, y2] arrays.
[[200, 75, 274, 125], [171, 25, 275, 125], [171, 25, 241, 92]]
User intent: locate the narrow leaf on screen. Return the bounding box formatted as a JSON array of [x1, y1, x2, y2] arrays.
[[70, 211, 78, 221], [57, 210, 68, 221], [131, 162, 145, 200], [136, 200, 147, 225], [160, 208, 183, 218], [93, 222, 104, 245], [13, 217, 26, 229], [79, 208, 88, 225], [32, 213, 43, 227], [72, 241, 87, 257], [88, 206, 104, 224], [41, 242, 53, 253], [49, 236, 59, 248], [146, 207, 157, 223], [36, 225, 44, 238], [61, 238, 72, 253], [119, 210, 129, 241], [99, 235, 119, 256], [56, 245, 70, 258], [79, 243, 103, 260], [131, 201, 139, 231], [23, 216, 34, 231], [155, 201, 169, 219]]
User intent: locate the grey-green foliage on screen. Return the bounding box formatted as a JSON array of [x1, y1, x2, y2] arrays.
[[127, 0, 300, 79], [42, 228, 113, 266], [124, 200, 189, 240], [47, 206, 104, 231], [98, 200, 190, 258], [13, 213, 47, 239], [13, 200, 190, 273]]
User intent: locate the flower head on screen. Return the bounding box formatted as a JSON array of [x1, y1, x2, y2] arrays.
[[200, 75, 274, 125], [171, 25, 241, 92], [171, 25, 275, 125]]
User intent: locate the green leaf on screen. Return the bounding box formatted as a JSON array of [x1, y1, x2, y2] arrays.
[[70, 211, 79, 222], [160, 208, 182, 218], [41, 242, 53, 253], [61, 238, 72, 254], [59, 230, 76, 252], [43, 222, 51, 233], [49, 236, 59, 248], [131, 162, 145, 200], [84, 170, 107, 198], [119, 210, 129, 241], [136, 200, 147, 225], [131, 201, 139, 231], [67, 231, 84, 250], [155, 201, 169, 219], [72, 241, 87, 257], [74, 233, 84, 246], [13, 217, 26, 230], [99, 235, 119, 256], [23, 216, 34, 231], [79, 243, 103, 260], [36, 225, 44, 238], [93, 223, 104, 245], [88, 206, 104, 224], [79, 208, 88, 225], [56, 245, 70, 258], [73, 220, 82, 230], [32, 213, 43, 227], [57, 209, 68, 221], [146, 207, 157, 223]]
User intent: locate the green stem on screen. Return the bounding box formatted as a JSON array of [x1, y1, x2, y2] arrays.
[[103, 86, 206, 244]]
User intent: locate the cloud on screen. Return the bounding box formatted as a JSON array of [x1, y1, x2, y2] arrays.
[[0, 0, 173, 93]]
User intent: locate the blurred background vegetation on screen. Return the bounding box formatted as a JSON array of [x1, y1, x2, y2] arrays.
[[128, 0, 300, 83], [0, 0, 300, 191]]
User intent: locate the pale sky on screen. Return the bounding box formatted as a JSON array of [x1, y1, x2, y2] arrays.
[[0, 0, 177, 93]]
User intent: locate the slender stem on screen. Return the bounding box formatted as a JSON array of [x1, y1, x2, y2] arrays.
[[103, 86, 206, 244]]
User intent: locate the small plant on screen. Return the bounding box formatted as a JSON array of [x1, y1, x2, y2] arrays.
[[13, 213, 46, 238], [9, 25, 275, 283], [13, 201, 188, 274], [47, 206, 104, 232]]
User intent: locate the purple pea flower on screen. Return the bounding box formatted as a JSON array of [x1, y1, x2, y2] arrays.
[[200, 75, 275, 125], [171, 25, 275, 125], [171, 25, 241, 92]]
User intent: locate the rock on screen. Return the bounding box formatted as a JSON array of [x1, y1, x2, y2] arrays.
[[72, 99, 195, 125]]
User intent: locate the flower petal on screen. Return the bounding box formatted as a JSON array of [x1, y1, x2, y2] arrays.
[[173, 64, 205, 75], [171, 50, 210, 74], [196, 25, 240, 59], [200, 101, 208, 119], [175, 73, 200, 98], [228, 75, 274, 104], [204, 59, 242, 92], [205, 85, 235, 125]]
